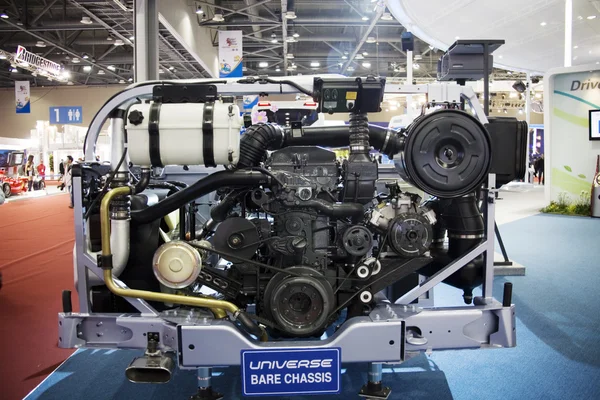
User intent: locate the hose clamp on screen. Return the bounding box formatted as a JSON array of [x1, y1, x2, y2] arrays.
[[381, 130, 391, 154], [448, 233, 485, 239]]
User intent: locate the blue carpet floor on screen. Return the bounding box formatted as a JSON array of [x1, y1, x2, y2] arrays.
[[25, 214, 600, 400]]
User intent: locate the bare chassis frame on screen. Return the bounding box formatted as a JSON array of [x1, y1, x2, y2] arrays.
[[58, 77, 516, 397]]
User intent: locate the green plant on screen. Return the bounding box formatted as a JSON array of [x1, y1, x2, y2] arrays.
[[542, 190, 591, 216]]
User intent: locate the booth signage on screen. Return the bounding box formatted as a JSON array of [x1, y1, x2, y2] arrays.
[[218, 30, 243, 78], [241, 348, 341, 396], [15, 81, 30, 114], [49, 106, 83, 124]]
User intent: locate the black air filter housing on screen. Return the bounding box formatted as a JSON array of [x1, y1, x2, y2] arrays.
[[486, 117, 528, 187]]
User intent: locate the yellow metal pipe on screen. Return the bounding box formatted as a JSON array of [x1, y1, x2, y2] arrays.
[[100, 186, 232, 319]]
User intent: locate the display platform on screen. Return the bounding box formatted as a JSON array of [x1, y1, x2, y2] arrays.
[[25, 212, 600, 400]]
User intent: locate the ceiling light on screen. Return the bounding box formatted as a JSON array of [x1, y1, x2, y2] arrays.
[[535, 93, 542, 99], [129, 36, 134, 41], [107, 65, 116, 71], [344, 51, 349, 55], [83, 65, 92, 72], [275, 67, 281, 72], [35, 41, 46, 48], [293, 31, 300, 38], [362, 16, 369, 21], [498, 55, 503, 59], [259, 61, 269, 68], [67, 81, 74, 86], [503, 109, 508, 114], [509, 92, 518, 98], [573, 45, 578, 49], [413, 63, 420, 69], [128, 77, 133, 82], [271, 33, 278, 43], [414, 54, 422, 60], [61, 71, 71, 79], [80, 16, 92, 25], [213, 13, 224, 22], [168, 66, 174, 70], [578, 15, 583, 20], [381, 12, 393, 21], [362, 62, 371, 68], [540, 21, 547, 26], [71, 58, 80, 63], [98, 69, 105, 75], [310, 61, 320, 67], [82, 54, 89, 59], [366, 36, 376, 44], [195, 5, 203, 15], [342, 55, 347, 60], [355, 54, 363, 60], [171, 68, 176, 72], [159, 69, 164, 74], [347, 66, 355, 72], [107, 36, 113, 41], [286, 36, 296, 43], [114, 39, 124, 46], [429, 45, 434, 50], [285, 11, 297, 19], [587, 15, 596, 20], [390, 106, 398, 111], [0, 54, 6, 60], [362, 51, 368, 56], [285, 113, 290, 116], [455, 36, 460, 40], [0, 10, 9, 19], [507, 71, 513, 75], [287, 53, 294, 59]]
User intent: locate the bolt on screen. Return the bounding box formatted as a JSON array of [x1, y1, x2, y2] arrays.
[[375, 314, 381, 321], [203, 317, 208, 324], [96, 321, 103, 327], [403, 306, 407, 312], [411, 305, 416, 312], [96, 332, 103, 337], [121, 329, 127, 335]]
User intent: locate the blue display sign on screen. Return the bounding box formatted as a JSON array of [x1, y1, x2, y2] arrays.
[[241, 348, 341, 397], [49, 106, 83, 124]]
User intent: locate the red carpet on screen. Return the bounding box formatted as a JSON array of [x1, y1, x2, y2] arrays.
[[0, 194, 78, 400]]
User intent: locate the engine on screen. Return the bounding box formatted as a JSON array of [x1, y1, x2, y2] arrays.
[[89, 77, 495, 341], [192, 143, 435, 337]]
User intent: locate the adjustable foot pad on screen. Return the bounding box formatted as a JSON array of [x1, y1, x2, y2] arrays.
[[190, 387, 223, 400], [359, 381, 391, 399]]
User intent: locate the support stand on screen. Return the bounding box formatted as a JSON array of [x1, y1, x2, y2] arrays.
[[190, 367, 223, 400], [359, 363, 391, 399], [494, 223, 513, 266]]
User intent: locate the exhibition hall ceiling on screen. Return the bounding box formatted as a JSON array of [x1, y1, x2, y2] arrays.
[[388, 0, 600, 74], [0, 0, 531, 88]]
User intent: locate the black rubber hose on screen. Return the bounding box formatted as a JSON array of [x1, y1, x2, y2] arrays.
[[131, 171, 270, 224], [134, 169, 151, 194], [291, 199, 364, 218], [147, 182, 181, 196], [238, 124, 285, 168], [236, 311, 266, 339], [284, 124, 404, 157], [210, 188, 245, 222]]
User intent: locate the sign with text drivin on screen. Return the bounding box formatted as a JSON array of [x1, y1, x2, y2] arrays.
[[49, 106, 83, 124], [241, 348, 341, 396]]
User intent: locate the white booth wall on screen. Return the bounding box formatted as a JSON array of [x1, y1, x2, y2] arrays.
[[544, 65, 600, 205]]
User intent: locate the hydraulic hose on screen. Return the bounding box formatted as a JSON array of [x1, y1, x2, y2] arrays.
[[131, 170, 270, 224], [134, 168, 151, 194], [100, 186, 267, 340]]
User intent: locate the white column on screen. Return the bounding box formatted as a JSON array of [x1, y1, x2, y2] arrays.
[[406, 49, 413, 118], [564, 0, 572, 67], [134, 0, 159, 82]]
